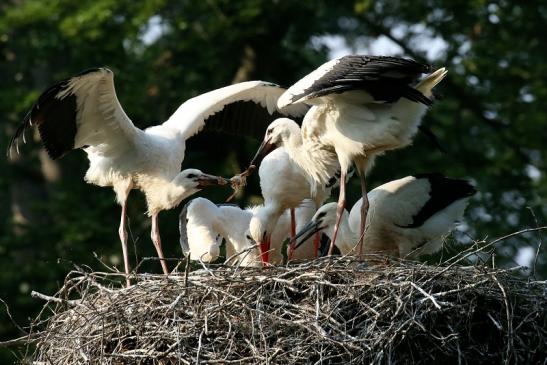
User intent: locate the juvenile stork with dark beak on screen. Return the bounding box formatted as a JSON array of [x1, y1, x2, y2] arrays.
[[252, 55, 448, 258], [8, 68, 306, 285]]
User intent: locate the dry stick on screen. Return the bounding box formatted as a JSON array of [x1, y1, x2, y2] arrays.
[[426, 226, 547, 284], [490, 273, 514, 365], [0, 334, 42, 348], [22, 256, 547, 364], [409, 282, 442, 310], [31, 291, 82, 306]]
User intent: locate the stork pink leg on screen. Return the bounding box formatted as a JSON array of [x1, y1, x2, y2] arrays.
[[288, 208, 296, 261], [358, 171, 369, 261], [151, 214, 170, 275], [328, 170, 346, 256], [118, 200, 131, 287]]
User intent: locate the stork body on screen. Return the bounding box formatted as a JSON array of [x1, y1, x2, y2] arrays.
[[179, 197, 318, 266], [294, 174, 476, 259], [249, 147, 335, 264], [9, 68, 307, 284], [277, 55, 447, 257]]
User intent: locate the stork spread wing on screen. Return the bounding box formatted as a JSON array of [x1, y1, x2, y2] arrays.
[[278, 55, 433, 108], [8, 68, 141, 159], [163, 81, 309, 141]]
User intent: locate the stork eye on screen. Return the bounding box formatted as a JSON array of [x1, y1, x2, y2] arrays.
[[317, 212, 327, 219], [187, 173, 197, 179], [246, 234, 252, 240]]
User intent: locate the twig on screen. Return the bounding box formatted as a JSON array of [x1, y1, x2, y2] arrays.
[[410, 282, 442, 310]]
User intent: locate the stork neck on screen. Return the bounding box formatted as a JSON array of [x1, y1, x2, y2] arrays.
[[281, 130, 303, 152], [165, 179, 196, 210], [144, 176, 197, 216], [212, 211, 234, 244], [280, 134, 310, 174]]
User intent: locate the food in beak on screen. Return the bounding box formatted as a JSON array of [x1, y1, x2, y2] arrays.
[[197, 174, 229, 189]]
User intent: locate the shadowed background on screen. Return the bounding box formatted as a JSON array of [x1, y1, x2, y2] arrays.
[[1, 1, 546, 362]]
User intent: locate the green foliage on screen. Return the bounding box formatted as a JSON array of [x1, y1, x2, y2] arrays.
[[0, 0, 545, 362]]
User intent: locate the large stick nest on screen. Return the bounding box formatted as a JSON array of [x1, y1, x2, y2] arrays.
[[27, 256, 546, 364]]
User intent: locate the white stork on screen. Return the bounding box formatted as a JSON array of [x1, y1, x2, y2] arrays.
[[179, 197, 319, 266], [8, 67, 307, 285], [259, 55, 448, 258], [248, 145, 345, 264], [293, 174, 476, 259]]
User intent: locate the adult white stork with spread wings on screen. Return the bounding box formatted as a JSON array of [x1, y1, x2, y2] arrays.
[[270, 55, 448, 258], [8, 67, 307, 285]]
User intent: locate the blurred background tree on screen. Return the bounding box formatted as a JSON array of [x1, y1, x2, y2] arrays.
[[1, 0, 545, 361]]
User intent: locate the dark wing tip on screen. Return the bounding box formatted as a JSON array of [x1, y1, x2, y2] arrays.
[[74, 67, 109, 77], [294, 55, 433, 104], [6, 109, 31, 157], [395, 173, 476, 229], [412, 173, 477, 197], [343, 55, 431, 73], [8, 67, 109, 159]]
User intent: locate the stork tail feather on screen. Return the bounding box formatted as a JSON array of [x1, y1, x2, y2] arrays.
[[416, 68, 448, 98]]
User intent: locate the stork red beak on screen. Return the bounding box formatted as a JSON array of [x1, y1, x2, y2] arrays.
[[258, 233, 272, 266], [249, 138, 277, 167], [259, 241, 269, 265], [197, 173, 229, 189]]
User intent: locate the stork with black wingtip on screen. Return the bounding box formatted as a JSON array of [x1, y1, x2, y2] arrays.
[[274, 55, 448, 258], [8, 68, 307, 286], [293, 174, 476, 259]]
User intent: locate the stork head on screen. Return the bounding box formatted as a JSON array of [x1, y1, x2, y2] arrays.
[[164, 169, 230, 210], [250, 118, 300, 166], [234, 229, 262, 267], [249, 208, 278, 264], [176, 169, 229, 191], [293, 203, 339, 249]]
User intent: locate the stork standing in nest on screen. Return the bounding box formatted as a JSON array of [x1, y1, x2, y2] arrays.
[[248, 144, 349, 264], [8, 68, 307, 285], [293, 174, 476, 259], [251, 55, 448, 258]]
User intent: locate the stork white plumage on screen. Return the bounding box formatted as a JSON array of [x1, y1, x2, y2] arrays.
[[293, 174, 476, 259], [248, 146, 340, 264], [276, 55, 448, 258], [179, 197, 319, 266], [8, 67, 307, 285]]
